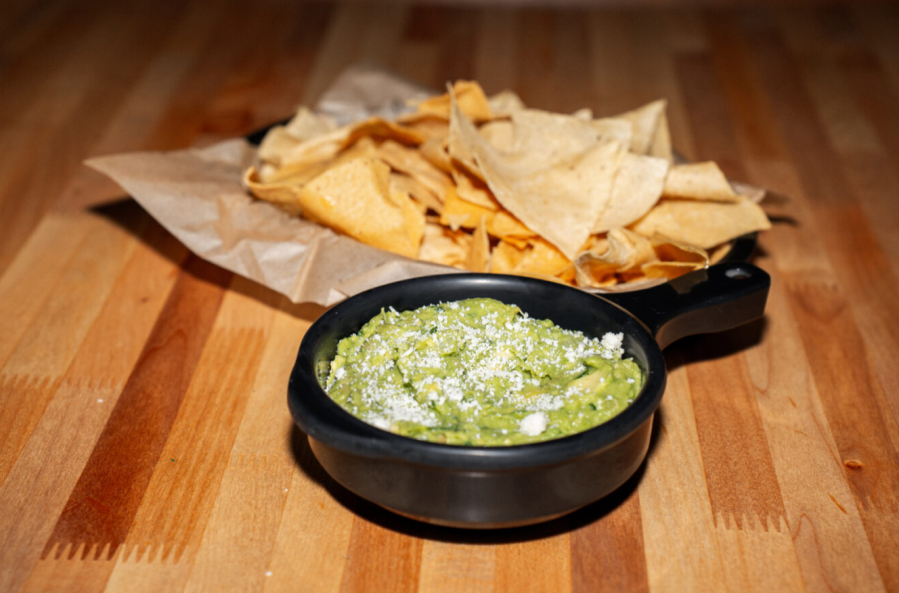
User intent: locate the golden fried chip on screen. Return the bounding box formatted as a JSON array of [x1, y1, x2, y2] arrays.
[[593, 153, 668, 234], [466, 216, 491, 272], [451, 165, 498, 210], [420, 223, 467, 267], [298, 158, 421, 258], [439, 185, 496, 230], [650, 233, 708, 264], [400, 116, 449, 141], [410, 80, 493, 123], [490, 240, 526, 274], [243, 166, 302, 215], [389, 172, 443, 214], [487, 209, 535, 242], [662, 162, 739, 201], [375, 139, 452, 201], [574, 229, 656, 288], [642, 261, 704, 280], [513, 238, 571, 277], [630, 196, 771, 249], [341, 117, 425, 151], [419, 137, 452, 173], [264, 136, 379, 185]]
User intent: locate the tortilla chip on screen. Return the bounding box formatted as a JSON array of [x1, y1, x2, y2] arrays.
[[591, 117, 634, 148], [488, 90, 526, 117], [630, 196, 771, 249], [400, 116, 449, 141], [452, 165, 498, 210], [487, 209, 535, 242], [478, 120, 515, 151], [466, 216, 491, 272], [648, 110, 673, 163], [419, 137, 452, 173], [574, 228, 656, 288], [264, 136, 379, 185], [451, 96, 627, 260], [490, 240, 526, 274], [651, 233, 708, 264], [513, 238, 571, 277], [342, 117, 425, 149], [709, 242, 733, 264], [662, 162, 740, 202], [257, 126, 300, 166], [642, 261, 704, 280], [411, 80, 493, 123], [298, 157, 421, 258], [593, 153, 668, 234], [616, 99, 667, 155], [376, 139, 452, 200], [439, 185, 496, 230], [420, 223, 467, 267], [389, 172, 443, 214], [243, 166, 303, 215], [284, 106, 336, 141]]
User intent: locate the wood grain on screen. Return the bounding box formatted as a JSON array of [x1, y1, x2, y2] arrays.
[[1, 2, 898, 592]]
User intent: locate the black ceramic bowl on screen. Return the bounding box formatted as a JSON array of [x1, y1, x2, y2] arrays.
[[288, 261, 769, 528]]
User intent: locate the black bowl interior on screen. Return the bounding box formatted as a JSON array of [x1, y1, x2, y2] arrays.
[[288, 274, 668, 471]]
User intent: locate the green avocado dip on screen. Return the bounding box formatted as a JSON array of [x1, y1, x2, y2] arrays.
[[323, 298, 644, 446]]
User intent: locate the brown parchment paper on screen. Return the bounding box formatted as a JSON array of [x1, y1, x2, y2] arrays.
[[87, 66, 459, 307]]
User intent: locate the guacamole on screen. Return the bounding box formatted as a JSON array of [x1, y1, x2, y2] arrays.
[[324, 298, 643, 446]]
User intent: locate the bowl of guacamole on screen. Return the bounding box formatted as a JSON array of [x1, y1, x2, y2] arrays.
[[324, 298, 644, 446], [289, 265, 769, 528]]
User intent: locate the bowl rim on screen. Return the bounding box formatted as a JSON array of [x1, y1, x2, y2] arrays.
[[288, 273, 668, 471]]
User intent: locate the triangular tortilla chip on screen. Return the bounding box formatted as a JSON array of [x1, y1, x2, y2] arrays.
[[574, 228, 656, 287], [298, 158, 421, 258], [439, 185, 496, 230], [593, 153, 668, 234], [490, 240, 526, 274], [450, 97, 626, 260], [513, 238, 571, 277], [389, 173, 443, 214], [409, 80, 494, 123], [420, 223, 467, 268], [662, 162, 740, 202], [630, 196, 771, 248], [376, 139, 452, 200], [616, 99, 667, 155]]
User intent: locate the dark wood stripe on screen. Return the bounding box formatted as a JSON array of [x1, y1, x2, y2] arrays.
[[684, 332, 788, 530], [570, 490, 649, 593], [41, 255, 230, 560]]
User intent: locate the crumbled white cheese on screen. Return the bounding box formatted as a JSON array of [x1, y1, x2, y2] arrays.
[[520, 412, 548, 436]]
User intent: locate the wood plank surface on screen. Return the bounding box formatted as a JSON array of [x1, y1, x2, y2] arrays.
[[1, 1, 898, 592]]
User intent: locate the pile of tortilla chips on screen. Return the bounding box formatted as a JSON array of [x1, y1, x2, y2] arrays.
[[244, 81, 770, 289]]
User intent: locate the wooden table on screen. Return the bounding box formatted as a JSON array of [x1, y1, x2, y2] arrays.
[[2, 1, 898, 591]]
